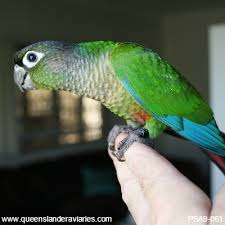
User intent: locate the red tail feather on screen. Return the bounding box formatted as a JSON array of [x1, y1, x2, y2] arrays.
[[205, 152, 225, 175]]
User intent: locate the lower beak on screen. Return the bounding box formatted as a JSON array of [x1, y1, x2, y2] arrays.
[[14, 64, 35, 92]]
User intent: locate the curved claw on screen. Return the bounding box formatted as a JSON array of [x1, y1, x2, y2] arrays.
[[107, 125, 153, 161]]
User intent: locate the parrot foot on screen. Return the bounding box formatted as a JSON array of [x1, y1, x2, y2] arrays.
[[107, 125, 153, 161]]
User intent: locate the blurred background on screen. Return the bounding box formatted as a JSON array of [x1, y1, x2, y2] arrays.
[[0, 0, 225, 224]]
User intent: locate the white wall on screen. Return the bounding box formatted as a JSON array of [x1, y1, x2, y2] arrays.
[[209, 24, 225, 197]]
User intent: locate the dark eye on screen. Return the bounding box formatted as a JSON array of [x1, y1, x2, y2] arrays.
[[27, 53, 37, 62]]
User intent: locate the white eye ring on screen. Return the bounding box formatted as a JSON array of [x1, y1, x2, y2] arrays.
[[22, 51, 45, 68]]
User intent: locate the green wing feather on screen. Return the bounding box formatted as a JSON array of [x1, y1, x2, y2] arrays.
[[110, 43, 213, 125]]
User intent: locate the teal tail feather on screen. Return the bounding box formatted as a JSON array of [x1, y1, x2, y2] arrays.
[[178, 119, 225, 156], [164, 126, 225, 175], [154, 114, 225, 156]]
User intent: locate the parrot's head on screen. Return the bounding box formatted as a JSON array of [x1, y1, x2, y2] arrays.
[[14, 41, 73, 92]]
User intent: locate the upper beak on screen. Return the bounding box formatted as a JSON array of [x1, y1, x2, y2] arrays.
[[14, 64, 35, 92]]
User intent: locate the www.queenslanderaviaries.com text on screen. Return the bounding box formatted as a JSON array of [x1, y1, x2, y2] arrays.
[[1, 216, 113, 223]]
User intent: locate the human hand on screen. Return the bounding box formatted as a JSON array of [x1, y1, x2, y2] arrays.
[[109, 133, 225, 225]]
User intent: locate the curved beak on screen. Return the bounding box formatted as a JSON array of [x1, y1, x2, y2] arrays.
[[14, 64, 35, 92]]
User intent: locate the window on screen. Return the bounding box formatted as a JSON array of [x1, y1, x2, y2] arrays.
[[18, 90, 103, 152]]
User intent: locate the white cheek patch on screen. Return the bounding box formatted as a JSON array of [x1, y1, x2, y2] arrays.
[[22, 51, 45, 69]]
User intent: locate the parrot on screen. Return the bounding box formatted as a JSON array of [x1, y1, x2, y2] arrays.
[[13, 41, 225, 173]]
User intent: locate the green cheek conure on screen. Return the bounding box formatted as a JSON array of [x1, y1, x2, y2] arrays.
[[13, 41, 225, 173]]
